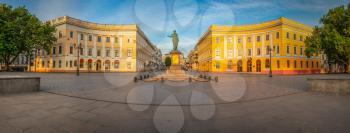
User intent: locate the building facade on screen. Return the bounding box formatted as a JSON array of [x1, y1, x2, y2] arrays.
[[190, 17, 322, 74], [34, 16, 161, 72]]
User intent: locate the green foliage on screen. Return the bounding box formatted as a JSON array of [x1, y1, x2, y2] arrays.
[[0, 4, 56, 70], [305, 3, 350, 66], [165, 56, 171, 67]]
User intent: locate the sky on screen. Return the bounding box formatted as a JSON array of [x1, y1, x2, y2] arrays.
[[1, 0, 349, 56]]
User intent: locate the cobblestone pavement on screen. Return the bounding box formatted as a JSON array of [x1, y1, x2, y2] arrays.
[[0, 72, 350, 133]]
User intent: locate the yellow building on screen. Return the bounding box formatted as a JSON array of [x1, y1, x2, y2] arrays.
[[34, 16, 161, 72], [191, 17, 321, 74]]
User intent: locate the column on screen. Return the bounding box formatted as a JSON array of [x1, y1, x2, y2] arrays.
[[111, 36, 115, 58], [233, 35, 237, 58], [252, 35, 256, 57], [119, 35, 123, 58], [84, 34, 88, 56], [93, 35, 97, 57], [243, 35, 247, 57], [102, 36, 105, 58], [224, 36, 227, 59]]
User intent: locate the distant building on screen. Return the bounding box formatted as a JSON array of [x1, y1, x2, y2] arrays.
[[189, 17, 323, 74], [34, 16, 162, 72]]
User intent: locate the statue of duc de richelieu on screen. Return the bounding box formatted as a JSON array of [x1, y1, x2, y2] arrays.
[[168, 30, 179, 51]]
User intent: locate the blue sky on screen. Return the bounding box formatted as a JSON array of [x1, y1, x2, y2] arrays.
[[1, 0, 349, 55]]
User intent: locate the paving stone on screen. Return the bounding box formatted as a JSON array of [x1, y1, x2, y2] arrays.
[[8, 116, 40, 131]]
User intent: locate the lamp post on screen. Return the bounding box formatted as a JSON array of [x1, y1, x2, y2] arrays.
[[76, 43, 82, 76], [269, 46, 273, 77]]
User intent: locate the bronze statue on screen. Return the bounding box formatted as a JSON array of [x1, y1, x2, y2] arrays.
[[168, 30, 179, 51]]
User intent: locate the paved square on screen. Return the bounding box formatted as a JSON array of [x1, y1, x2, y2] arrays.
[[0, 72, 350, 133]]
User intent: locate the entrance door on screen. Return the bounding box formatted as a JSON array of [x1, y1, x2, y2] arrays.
[[96, 60, 101, 71]]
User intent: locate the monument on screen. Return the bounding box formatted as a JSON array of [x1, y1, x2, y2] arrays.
[[168, 30, 183, 73]]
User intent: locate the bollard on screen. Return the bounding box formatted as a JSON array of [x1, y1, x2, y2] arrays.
[[139, 75, 143, 80], [147, 74, 149, 78], [144, 75, 147, 79], [134, 77, 138, 82]]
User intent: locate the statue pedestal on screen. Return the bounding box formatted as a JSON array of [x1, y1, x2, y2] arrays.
[[168, 50, 184, 74]]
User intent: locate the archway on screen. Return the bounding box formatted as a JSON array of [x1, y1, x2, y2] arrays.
[[227, 60, 232, 71], [88, 59, 92, 71], [105, 60, 110, 71], [256, 60, 261, 72], [237, 60, 242, 72], [96, 60, 101, 71], [247, 59, 252, 72]]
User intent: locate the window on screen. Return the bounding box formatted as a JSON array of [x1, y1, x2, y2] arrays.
[[88, 48, 92, 56], [41, 61, 44, 68], [286, 45, 290, 54], [257, 48, 261, 56], [294, 46, 297, 55], [53, 60, 56, 68], [238, 49, 243, 56], [276, 32, 280, 39], [300, 35, 303, 41], [316, 62, 319, 68], [216, 37, 220, 44], [97, 36, 101, 42], [312, 61, 314, 68], [277, 60, 280, 68], [70, 60, 73, 67], [248, 49, 252, 56], [89, 35, 92, 41], [80, 34, 84, 40], [106, 37, 110, 42], [306, 61, 309, 68], [70, 31, 73, 38], [127, 48, 132, 57], [286, 32, 290, 39], [74, 60, 77, 67], [287, 60, 290, 68], [300, 61, 303, 68], [247, 37, 251, 42], [59, 46, 62, 54], [70, 46, 73, 54], [59, 31, 62, 38], [294, 60, 297, 68], [300, 47, 303, 56], [53, 47, 56, 55], [115, 49, 119, 57], [293, 33, 296, 40], [238, 38, 242, 43], [47, 61, 50, 68], [106, 49, 110, 57], [215, 48, 220, 58], [266, 34, 269, 41], [97, 49, 101, 56], [58, 60, 61, 68], [276, 45, 280, 54], [257, 36, 260, 42], [228, 50, 233, 58]]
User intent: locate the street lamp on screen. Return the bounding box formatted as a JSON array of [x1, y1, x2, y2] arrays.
[[75, 43, 82, 76], [269, 46, 273, 77]]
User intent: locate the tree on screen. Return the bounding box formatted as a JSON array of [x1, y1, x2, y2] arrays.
[[165, 56, 171, 67], [305, 3, 350, 73], [0, 4, 56, 71]]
